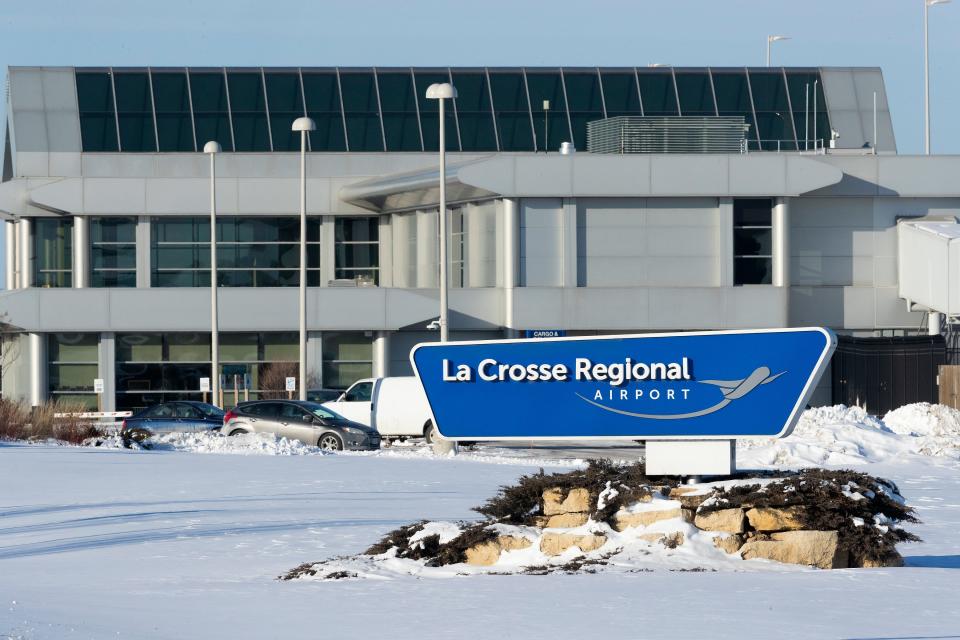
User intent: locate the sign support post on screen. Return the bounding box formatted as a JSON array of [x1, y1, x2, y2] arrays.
[[645, 439, 736, 476]]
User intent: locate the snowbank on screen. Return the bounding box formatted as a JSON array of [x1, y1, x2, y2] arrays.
[[739, 403, 960, 467]]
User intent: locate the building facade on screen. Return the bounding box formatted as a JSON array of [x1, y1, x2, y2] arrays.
[[0, 65, 954, 411]]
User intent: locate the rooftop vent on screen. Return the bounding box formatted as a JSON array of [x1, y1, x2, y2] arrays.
[[587, 116, 749, 154]]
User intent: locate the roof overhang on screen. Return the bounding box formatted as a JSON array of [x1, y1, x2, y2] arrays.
[[339, 153, 845, 212]]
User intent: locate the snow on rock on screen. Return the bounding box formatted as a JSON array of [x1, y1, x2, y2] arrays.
[[409, 521, 463, 547]]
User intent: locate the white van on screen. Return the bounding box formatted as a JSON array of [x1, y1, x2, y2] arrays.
[[323, 377, 438, 442]]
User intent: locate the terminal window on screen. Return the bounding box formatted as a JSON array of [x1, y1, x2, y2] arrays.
[[334, 217, 379, 285], [91, 217, 136, 287], [733, 198, 773, 285]]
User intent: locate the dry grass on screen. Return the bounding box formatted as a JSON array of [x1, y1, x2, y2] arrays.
[[0, 398, 103, 444]]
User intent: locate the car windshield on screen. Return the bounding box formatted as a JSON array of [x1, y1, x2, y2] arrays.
[[192, 402, 224, 417], [302, 402, 347, 421]]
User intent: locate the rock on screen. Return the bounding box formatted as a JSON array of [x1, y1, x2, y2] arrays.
[[613, 507, 682, 532], [669, 487, 711, 509], [545, 512, 590, 528], [542, 487, 592, 515], [713, 534, 745, 554], [746, 507, 807, 532], [540, 533, 607, 556], [636, 531, 684, 547], [694, 508, 746, 533], [464, 535, 533, 566], [857, 553, 904, 568], [740, 530, 848, 569], [681, 508, 696, 524]]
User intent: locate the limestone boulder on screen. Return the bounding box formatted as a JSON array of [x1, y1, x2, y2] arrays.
[[545, 512, 590, 529], [613, 507, 682, 532], [637, 531, 685, 547], [746, 507, 807, 532], [464, 535, 533, 566], [740, 530, 848, 569], [694, 508, 746, 533], [540, 533, 607, 556], [669, 487, 712, 509], [542, 487, 592, 516], [857, 553, 904, 568], [713, 534, 745, 554]]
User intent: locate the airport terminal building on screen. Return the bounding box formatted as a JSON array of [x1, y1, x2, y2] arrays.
[[0, 65, 956, 412]]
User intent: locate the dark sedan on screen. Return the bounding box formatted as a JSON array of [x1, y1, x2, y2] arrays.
[[122, 401, 225, 443]]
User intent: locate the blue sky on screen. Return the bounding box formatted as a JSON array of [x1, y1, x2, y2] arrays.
[[1, 0, 959, 281]]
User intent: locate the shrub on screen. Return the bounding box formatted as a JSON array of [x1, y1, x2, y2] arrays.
[[0, 398, 103, 444]]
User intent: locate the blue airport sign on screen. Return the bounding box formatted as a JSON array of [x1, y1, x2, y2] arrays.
[[410, 328, 836, 440]]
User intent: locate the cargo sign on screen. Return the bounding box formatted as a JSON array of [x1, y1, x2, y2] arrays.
[[410, 328, 836, 440]]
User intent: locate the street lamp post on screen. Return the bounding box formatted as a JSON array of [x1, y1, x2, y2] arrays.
[[203, 141, 221, 405], [292, 117, 316, 400], [766, 35, 790, 67], [425, 83, 457, 343], [925, 0, 951, 155]]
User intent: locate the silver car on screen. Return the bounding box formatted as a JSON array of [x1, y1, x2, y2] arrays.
[[221, 400, 380, 451]]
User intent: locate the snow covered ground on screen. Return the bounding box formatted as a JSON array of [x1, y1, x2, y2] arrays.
[[2, 404, 960, 639]]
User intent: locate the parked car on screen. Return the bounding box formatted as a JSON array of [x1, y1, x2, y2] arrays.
[[323, 377, 438, 443], [122, 401, 225, 443], [221, 400, 380, 451]]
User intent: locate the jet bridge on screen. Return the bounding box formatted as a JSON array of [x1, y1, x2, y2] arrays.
[[898, 216, 960, 332]]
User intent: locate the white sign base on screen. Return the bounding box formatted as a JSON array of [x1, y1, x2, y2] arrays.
[[645, 439, 735, 477]]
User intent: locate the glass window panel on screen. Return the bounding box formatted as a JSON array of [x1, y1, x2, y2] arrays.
[[600, 72, 642, 116], [190, 72, 233, 151], [152, 72, 195, 152], [117, 333, 162, 362], [263, 332, 298, 361], [92, 271, 137, 288], [168, 333, 210, 361], [734, 198, 773, 226], [92, 245, 136, 270], [227, 72, 269, 151], [376, 72, 421, 151], [637, 71, 678, 115], [786, 71, 830, 149], [675, 71, 715, 116], [712, 70, 759, 148], [413, 71, 457, 152], [34, 218, 73, 288], [381, 113, 422, 151], [526, 71, 569, 151], [49, 333, 99, 363], [451, 72, 496, 151], [117, 113, 156, 152], [323, 332, 373, 361], [748, 70, 789, 111], [734, 258, 772, 285], [335, 217, 378, 242], [734, 228, 772, 256], [302, 72, 346, 151], [335, 245, 379, 270], [749, 70, 794, 150], [264, 72, 303, 112], [563, 71, 605, 151], [489, 72, 533, 151], [270, 114, 302, 151], [49, 363, 98, 392], [755, 113, 796, 150], [114, 72, 152, 111], [91, 216, 136, 243], [153, 217, 209, 243], [76, 72, 118, 152], [339, 72, 383, 151], [221, 333, 258, 361]]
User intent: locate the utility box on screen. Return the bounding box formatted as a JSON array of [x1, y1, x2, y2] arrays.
[[898, 217, 960, 317]]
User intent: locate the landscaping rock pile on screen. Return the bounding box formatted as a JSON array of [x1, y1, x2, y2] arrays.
[[282, 461, 919, 580]]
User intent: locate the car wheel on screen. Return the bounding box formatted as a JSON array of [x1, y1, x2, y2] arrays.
[[318, 433, 344, 451], [423, 421, 437, 444], [229, 429, 247, 437]]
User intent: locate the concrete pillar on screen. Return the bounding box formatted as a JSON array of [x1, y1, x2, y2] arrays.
[[4, 220, 16, 289], [135, 216, 151, 288], [562, 198, 578, 288], [99, 332, 116, 412], [772, 197, 790, 288], [307, 332, 323, 388], [502, 198, 519, 336], [18, 217, 32, 288], [392, 213, 411, 288], [717, 198, 734, 287], [377, 214, 393, 287], [373, 331, 390, 377], [929, 311, 943, 336], [28, 332, 47, 406], [320, 216, 336, 286], [73, 215, 89, 288], [416, 209, 438, 288]]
